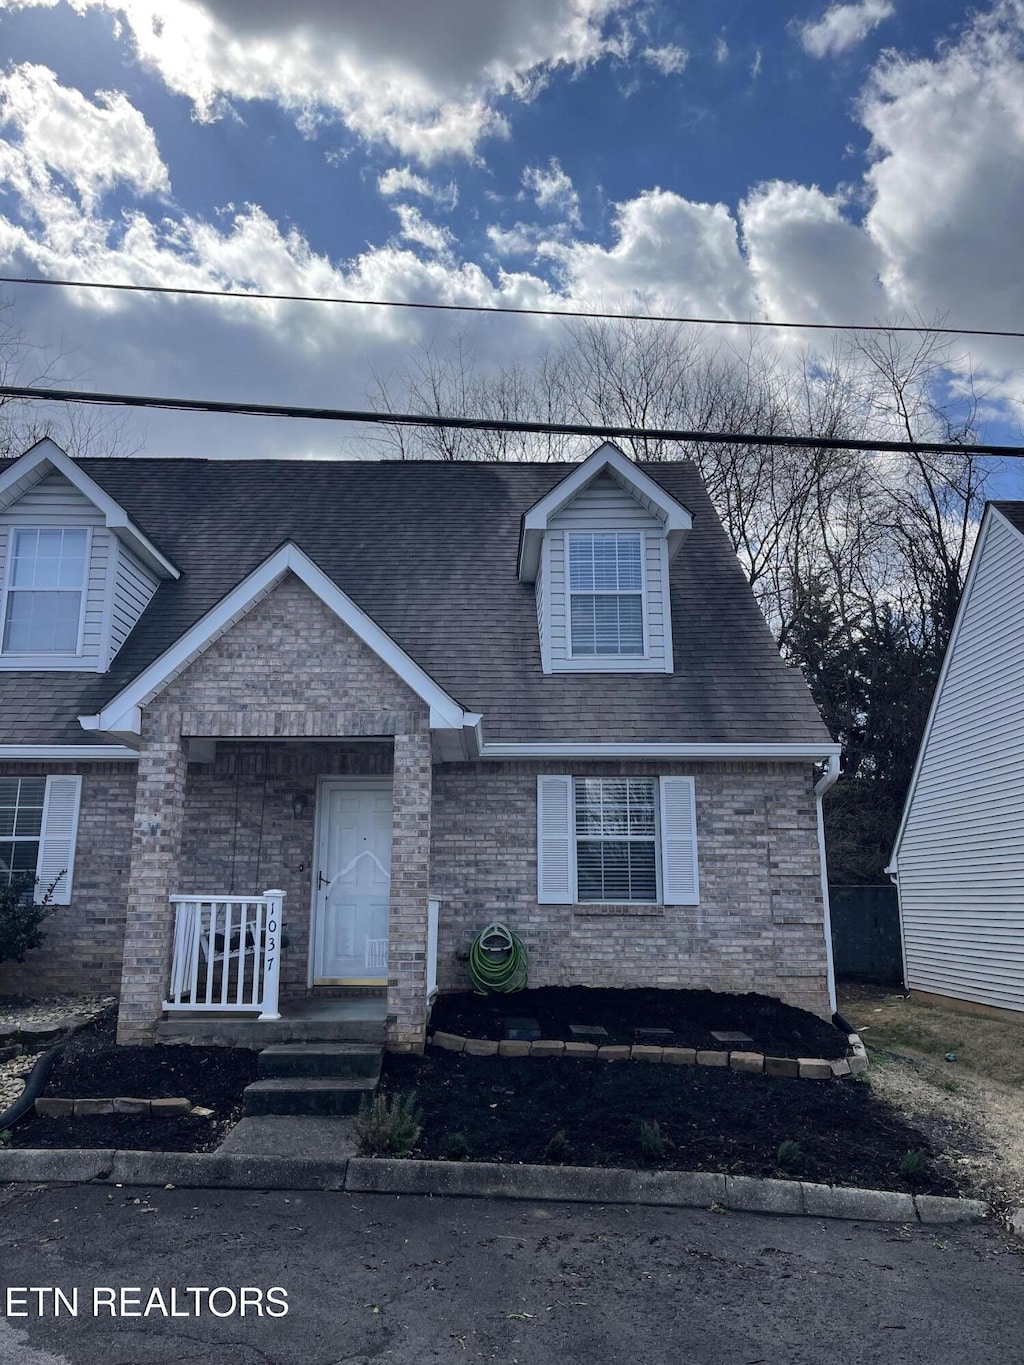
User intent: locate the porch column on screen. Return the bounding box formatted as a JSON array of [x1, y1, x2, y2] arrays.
[[387, 728, 432, 1052], [116, 713, 187, 1045]]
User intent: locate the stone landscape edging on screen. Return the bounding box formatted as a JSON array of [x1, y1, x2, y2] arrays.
[[429, 1029, 869, 1079], [0, 1147, 988, 1224], [34, 1097, 197, 1119]]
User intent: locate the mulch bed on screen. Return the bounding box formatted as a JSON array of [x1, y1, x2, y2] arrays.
[[6, 1006, 258, 1152], [430, 987, 848, 1059], [381, 1050, 958, 1195]]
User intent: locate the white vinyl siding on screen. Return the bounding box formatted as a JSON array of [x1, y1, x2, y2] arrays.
[[537, 773, 699, 906], [543, 474, 672, 673], [0, 774, 81, 905], [108, 541, 159, 659], [897, 511, 1024, 1011], [0, 473, 108, 670]]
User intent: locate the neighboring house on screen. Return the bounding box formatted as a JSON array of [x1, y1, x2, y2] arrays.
[[0, 438, 840, 1049], [888, 501, 1024, 1017]]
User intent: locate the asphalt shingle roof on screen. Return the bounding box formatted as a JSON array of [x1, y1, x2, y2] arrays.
[[0, 457, 831, 747], [992, 500, 1024, 537]]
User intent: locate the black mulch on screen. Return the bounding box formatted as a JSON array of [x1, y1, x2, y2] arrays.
[[7, 1006, 258, 1152], [430, 987, 848, 1059], [381, 1050, 958, 1196]]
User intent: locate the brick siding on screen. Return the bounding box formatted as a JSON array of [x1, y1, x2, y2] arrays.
[[430, 760, 831, 1018], [0, 761, 136, 997]]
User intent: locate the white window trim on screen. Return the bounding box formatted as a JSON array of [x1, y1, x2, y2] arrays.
[[0, 525, 91, 660], [571, 775, 662, 906], [566, 529, 649, 662]]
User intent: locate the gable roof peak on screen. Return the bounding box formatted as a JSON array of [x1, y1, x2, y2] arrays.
[[0, 438, 179, 580], [517, 442, 693, 582]]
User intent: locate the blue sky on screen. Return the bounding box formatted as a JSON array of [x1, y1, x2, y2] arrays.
[[0, 0, 1021, 494]]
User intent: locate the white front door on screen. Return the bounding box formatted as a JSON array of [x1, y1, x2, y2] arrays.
[[312, 783, 392, 983]]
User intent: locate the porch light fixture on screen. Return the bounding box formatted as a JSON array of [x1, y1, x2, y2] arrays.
[[290, 793, 307, 819]]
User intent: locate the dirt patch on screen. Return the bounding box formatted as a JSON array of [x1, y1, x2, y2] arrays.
[[5, 1006, 258, 1152], [431, 987, 847, 1059], [840, 985, 1024, 1210], [380, 1049, 957, 1194]]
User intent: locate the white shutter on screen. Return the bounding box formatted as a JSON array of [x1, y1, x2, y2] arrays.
[[537, 775, 574, 904], [36, 775, 82, 906], [659, 776, 699, 906]]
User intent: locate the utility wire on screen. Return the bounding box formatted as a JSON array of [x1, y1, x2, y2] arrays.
[[0, 273, 1021, 341], [1, 381, 1020, 458]]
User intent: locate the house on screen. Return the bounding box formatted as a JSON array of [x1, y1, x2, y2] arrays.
[[0, 438, 840, 1050], [888, 501, 1024, 1017]]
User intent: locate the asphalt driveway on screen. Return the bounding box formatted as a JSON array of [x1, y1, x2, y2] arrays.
[[0, 1183, 1020, 1364]]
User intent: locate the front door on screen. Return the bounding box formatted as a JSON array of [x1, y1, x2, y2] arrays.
[[312, 783, 392, 984]]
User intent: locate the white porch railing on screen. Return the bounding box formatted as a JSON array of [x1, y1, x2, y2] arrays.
[[164, 890, 284, 1020]]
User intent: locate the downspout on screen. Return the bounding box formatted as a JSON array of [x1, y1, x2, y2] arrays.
[[814, 754, 841, 1016]]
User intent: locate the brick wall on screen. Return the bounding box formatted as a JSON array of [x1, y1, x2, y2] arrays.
[[429, 760, 831, 1018], [0, 761, 136, 997]]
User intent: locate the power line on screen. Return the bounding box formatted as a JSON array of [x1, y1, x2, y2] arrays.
[[1, 381, 1021, 458], [1, 273, 1022, 341]]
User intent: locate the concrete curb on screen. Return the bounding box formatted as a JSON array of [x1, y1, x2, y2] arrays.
[[0, 1148, 990, 1224]]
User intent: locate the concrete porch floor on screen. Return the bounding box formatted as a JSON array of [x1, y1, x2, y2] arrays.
[[157, 995, 387, 1047]]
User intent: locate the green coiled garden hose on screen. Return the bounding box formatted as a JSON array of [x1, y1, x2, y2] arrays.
[[468, 922, 529, 994]]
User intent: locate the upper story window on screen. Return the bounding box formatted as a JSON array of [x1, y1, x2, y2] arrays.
[[568, 531, 644, 657], [1, 528, 88, 655]]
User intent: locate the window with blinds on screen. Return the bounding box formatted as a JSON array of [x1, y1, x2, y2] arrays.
[[574, 777, 658, 903], [568, 531, 644, 656], [0, 776, 45, 888]]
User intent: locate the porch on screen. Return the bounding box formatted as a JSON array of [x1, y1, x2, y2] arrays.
[[156, 888, 439, 1047], [117, 731, 436, 1052]]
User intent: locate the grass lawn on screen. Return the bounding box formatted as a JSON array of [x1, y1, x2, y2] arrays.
[[839, 983, 1024, 1211]]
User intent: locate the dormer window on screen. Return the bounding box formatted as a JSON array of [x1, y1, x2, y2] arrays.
[[568, 531, 644, 657], [2, 528, 88, 654]]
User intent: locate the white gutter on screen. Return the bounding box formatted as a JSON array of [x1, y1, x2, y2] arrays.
[[0, 745, 139, 761], [813, 753, 841, 1015], [476, 739, 842, 761]]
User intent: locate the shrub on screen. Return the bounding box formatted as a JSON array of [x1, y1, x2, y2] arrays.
[[898, 1148, 928, 1177], [543, 1129, 571, 1164], [0, 873, 61, 966], [355, 1092, 422, 1157], [444, 1132, 469, 1162], [776, 1139, 803, 1170], [639, 1120, 667, 1160]]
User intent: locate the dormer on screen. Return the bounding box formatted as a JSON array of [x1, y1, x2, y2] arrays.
[[518, 443, 692, 674], [0, 439, 178, 672]]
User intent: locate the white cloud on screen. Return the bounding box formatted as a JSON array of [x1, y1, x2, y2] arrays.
[[641, 44, 689, 76], [2, 0, 637, 164], [522, 157, 581, 225], [377, 165, 458, 208], [0, 62, 169, 209], [859, 0, 1024, 365], [391, 203, 453, 254], [714, 35, 729, 63], [799, 1, 895, 60], [751, 49, 763, 78]]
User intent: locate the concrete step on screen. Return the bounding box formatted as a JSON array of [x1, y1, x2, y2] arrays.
[[257, 1044, 383, 1080], [242, 1075, 378, 1118]]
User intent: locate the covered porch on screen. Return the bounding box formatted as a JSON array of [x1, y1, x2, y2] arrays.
[[116, 730, 436, 1051]]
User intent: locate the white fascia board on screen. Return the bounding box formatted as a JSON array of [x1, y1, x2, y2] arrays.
[[80, 542, 469, 739], [0, 744, 139, 760], [477, 741, 841, 760], [517, 442, 693, 582], [887, 504, 998, 868], [0, 439, 179, 580]]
